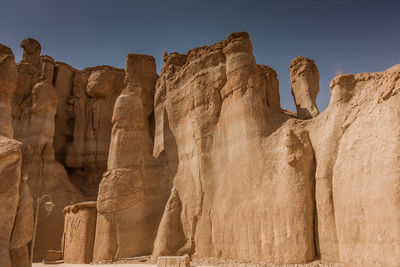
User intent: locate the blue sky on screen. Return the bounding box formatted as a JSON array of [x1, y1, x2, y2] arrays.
[[1, 0, 399, 111]]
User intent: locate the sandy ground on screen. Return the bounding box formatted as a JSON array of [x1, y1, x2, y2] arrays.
[[33, 264, 157, 267], [33, 259, 340, 267]]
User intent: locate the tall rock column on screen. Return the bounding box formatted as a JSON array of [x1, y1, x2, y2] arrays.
[[290, 56, 320, 119], [12, 39, 83, 261], [152, 32, 315, 264], [0, 44, 18, 138], [0, 44, 31, 267], [93, 54, 170, 261]]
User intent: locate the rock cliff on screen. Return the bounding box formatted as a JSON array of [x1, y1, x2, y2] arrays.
[[152, 32, 315, 263], [0, 44, 33, 267], [0, 32, 399, 267], [93, 54, 171, 261]]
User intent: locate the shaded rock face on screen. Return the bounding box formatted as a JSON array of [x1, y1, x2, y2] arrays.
[[12, 39, 84, 261], [9, 178, 34, 267], [64, 66, 125, 197], [0, 137, 23, 267], [152, 32, 315, 263], [0, 44, 18, 138], [63, 201, 97, 264], [93, 54, 171, 261], [290, 56, 320, 119], [0, 45, 33, 267]]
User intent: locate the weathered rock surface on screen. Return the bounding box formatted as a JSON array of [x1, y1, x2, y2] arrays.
[[12, 39, 84, 260], [93, 54, 171, 261], [63, 201, 97, 264], [0, 44, 18, 138], [152, 32, 315, 263], [0, 136, 23, 267], [9, 176, 34, 267], [1, 32, 400, 267], [290, 56, 320, 119], [64, 65, 125, 197], [0, 44, 33, 267], [324, 66, 400, 266]]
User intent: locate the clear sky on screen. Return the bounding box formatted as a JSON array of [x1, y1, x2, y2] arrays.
[[1, 0, 399, 111]]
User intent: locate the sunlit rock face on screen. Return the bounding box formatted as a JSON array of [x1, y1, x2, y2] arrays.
[[152, 32, 315, 264], [290, 56, 320, 119], [1, 31, 400, 267], [93, 54, 171, 261]]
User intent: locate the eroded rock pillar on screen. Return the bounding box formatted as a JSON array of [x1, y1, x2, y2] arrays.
[[290, 56, 320, 119], [93, 54, 170, 261]]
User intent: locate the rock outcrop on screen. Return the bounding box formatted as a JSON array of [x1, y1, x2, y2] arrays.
[[0, 136, 24, 267], [290, 56, 320, 119], [152, 32, 315, 263], [9, 175, 34, 267], [0, 44, 18, 138], [1, 32, 400, 267], [93, 54, 171, 261], [63, 201, 97, 264], [63, 66, 125, 197], [311, 66, 400, 266], [0, 44, 33, 267], [12, 38, 84, 260]]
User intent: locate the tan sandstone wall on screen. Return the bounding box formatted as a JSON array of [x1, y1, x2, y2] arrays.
[[2, 32, 400, 267], [12, 39, 84, 261], [152, 32, 315, 264], [64, 65, 125, 197], [0, 44, 33, 267]]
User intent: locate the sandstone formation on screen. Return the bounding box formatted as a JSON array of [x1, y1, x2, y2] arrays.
[[152, 32, 314, 263], [313, 66, 400, 266], [63, 201, 97, 264], [12, 38, 84, 260], [0, 44, 18, 138], [64, 65, 125, 197], [9, 176, 34, 267], [93, 54, 171, 261], [0, 136, 23, 267], [0, 32, 399, 267], [290, 56, 320, 119], [0, 44, 33, 267]]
